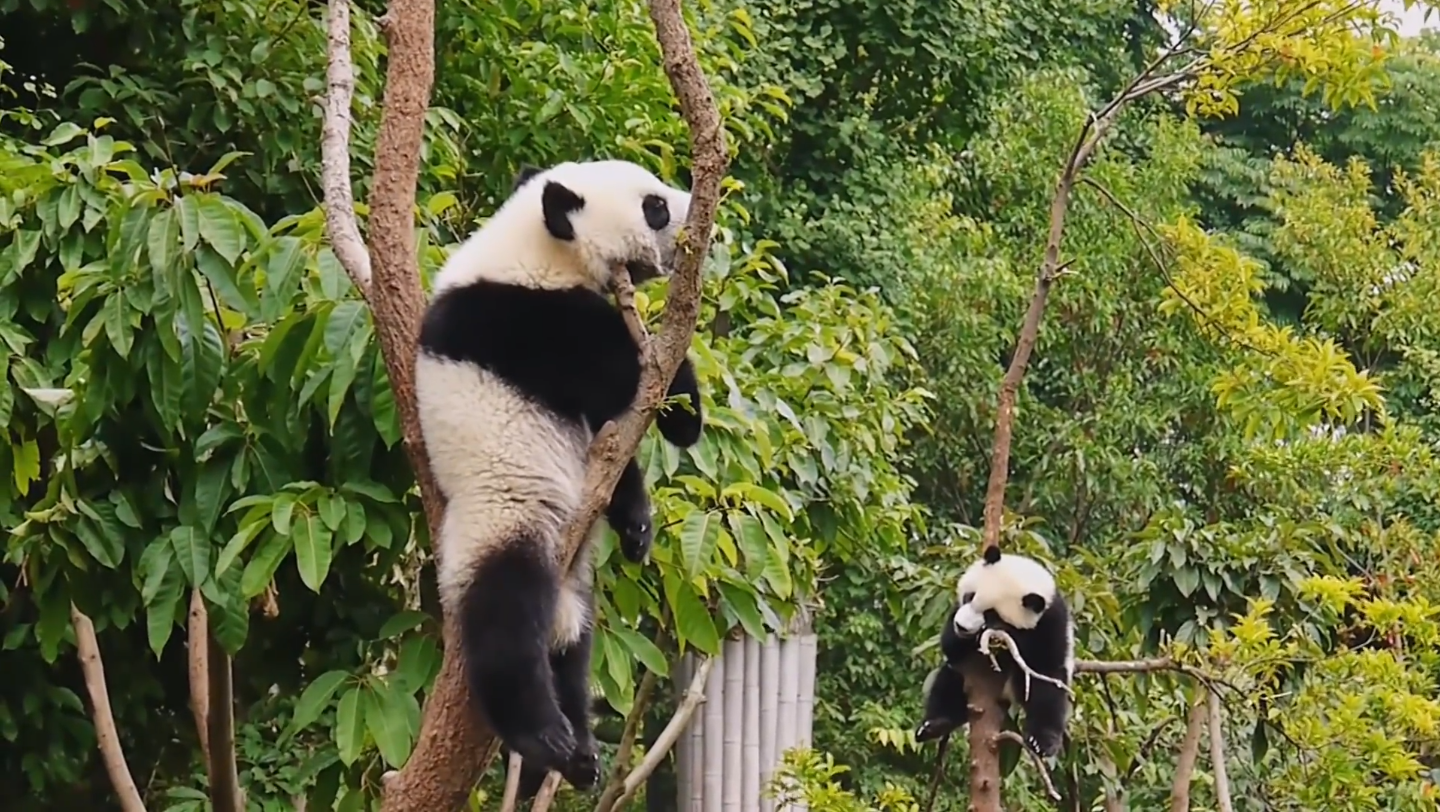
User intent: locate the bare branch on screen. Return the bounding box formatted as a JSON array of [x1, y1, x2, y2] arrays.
[[499, 752, 524, 812], [321, 0, 373, 292], [528, 772, 563, 812], [1208, 689, 1234, 812], [71, 604, 147, 812], [187, 590, 211, 765], [977, 629, 1073, 698], [993, 731, 1060, 802], [595, 659, 663, 812], [608, 656, 716, 812], [1170, 697, 1209, 812], [206, 631, 243, 812]]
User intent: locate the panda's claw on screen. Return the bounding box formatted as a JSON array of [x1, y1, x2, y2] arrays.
[[615, 514, 654, 563], [560, 743, 601, 790], [1024, 730, 1063, 759], [914, 717, 956, 742]]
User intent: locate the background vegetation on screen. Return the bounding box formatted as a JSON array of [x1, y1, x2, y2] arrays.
[[2, 0, 1439, 810]]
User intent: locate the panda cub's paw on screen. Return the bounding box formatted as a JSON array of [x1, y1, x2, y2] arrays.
[[612, 504, 655, 563], [1024, 729, 1064, 759], [511, 719, 578, 774], [559, 740, 601, 790], [914, 717, 957, 742]]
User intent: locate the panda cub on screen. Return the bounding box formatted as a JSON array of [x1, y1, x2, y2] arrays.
[[914, 547, 1075, 758], [414, 159, 705, 792]]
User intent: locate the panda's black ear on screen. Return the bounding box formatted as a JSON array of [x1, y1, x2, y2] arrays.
[[983, 546, 1001, 565], [512, 164, 544, 192], [1021, 593, 1048, 614], [541, 181, 585, 241]]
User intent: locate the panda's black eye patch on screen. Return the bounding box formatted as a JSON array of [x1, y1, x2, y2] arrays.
[[642, 194, 670, 230], [961, 591, 975, 604]]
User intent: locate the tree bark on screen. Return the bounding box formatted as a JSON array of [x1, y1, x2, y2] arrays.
[[71, 605, 147, 812]]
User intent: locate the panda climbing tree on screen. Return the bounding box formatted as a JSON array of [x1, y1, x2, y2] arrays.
[[412, 159, 708, 797]]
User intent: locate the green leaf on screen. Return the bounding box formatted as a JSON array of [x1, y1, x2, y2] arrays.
[[215, 518, 268, 577], [193, 453, 232, 537], [718, 581, 768, 640], [334, 687, 365, 766], [11, 437, 39, 493], [340, 501, 366, 546], [324, 300, 367, 356], [138, 538, 176, 605], [261, 236, 307, 321], [364, 684, 414, 769], [377, 610, 430, 640], [678, 509, 719, 577], [293, 511, 333, 592], [318, 492, 345, 531], [71, 514, 123, 569], [729, 513, 771, 578], [341, 480, 397, 503], [146, 565, 185, 657], [240, 530, 291, 598], [671, 582, 720, 655], [170, 526, 211, 587], [196, 246, 256, 317], [176, 194, 201, 251], [271, 493, 297, 535], [195, 194, 245, 264], [207, 565, 249, 654], [146, 208, 180, 291], [282, 670, 350, 743], [611, 626, 669, 677], [391, 636, 442, 695], [103, 294, 133, 357]]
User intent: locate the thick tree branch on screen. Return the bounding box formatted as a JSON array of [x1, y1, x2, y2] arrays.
[[1169, 697, 1208, 812], [1207, 689, 1234, 812], [206, 631, 243, 812], [187, 589, 210, 765], [71, 605, 147, 812], [322, 0, 373, 292], [607, 656, 717, 812]]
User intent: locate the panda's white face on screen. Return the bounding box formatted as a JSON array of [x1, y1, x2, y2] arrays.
[[951, 553, 1057, 635], [431, 159, 692, 296]]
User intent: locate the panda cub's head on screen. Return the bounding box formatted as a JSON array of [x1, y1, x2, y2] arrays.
[[434, 159, 692, 296], [951, 546, 1058, 636]]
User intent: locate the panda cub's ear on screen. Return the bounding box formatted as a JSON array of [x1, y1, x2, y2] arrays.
[[512, 164, 544, 191], [540, 181, 586, 241], [1021, 593, 1048, 614]]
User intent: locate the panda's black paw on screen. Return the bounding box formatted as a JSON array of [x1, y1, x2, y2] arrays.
[[559, 740, 601, 791], [1023, 729, 1064, 759], [511, 720, 578, 774], [612, 507, 655, 563], [914, 717, 957, 742]]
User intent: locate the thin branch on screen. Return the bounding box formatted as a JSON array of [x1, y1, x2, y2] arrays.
[[607, 656, 716, 812], [528, 772, 563, 812], [1170, 697, 1209, 812], [499, 752, 524, 812], [977, 629, 1074, 698], [595, 656, 664, 812], [321, 0, 373, 292], [187, 589, 210, 765], [72, 605, 147, 812], [921, 733, 952, 812], [206, 630, 243, 812], [1207, 688, 1234, 812], [993, 731, 1060, 802]]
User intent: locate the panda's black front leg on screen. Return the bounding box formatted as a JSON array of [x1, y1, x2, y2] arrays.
[[655, 355, 703, 448], [915, 663, 969, 742], [606, 458, 654, 562]]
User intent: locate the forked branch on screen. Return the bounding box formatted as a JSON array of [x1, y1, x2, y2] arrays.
[[606, 656, 717, 812]]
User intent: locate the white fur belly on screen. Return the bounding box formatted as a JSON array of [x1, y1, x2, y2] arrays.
[[415, 354, 591, 603]]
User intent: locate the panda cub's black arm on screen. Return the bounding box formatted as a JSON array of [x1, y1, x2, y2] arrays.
[[654, 355, 703, 448]]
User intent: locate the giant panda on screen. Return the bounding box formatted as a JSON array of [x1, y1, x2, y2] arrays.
[[914, 546, 1075, 758], [414, 159, 706, 791]]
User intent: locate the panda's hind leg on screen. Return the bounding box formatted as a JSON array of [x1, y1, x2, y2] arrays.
[[548, 581, 600, 791], [453, 532, 576, 773]]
